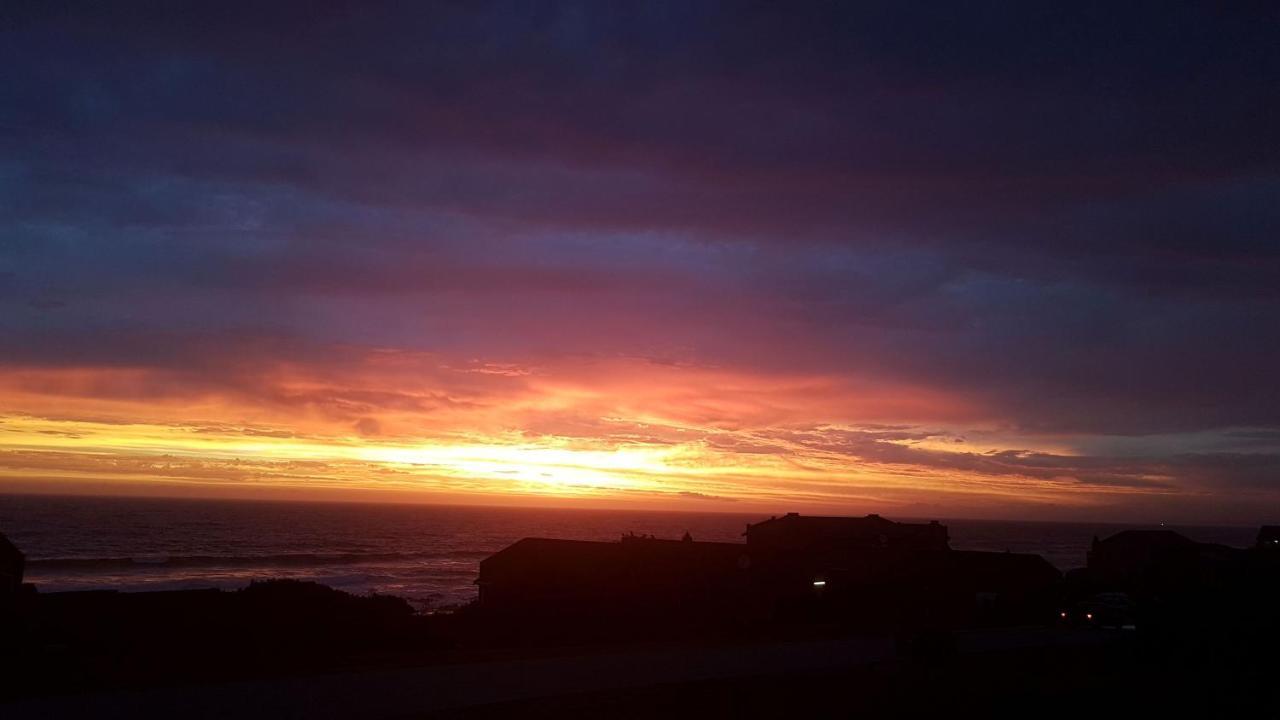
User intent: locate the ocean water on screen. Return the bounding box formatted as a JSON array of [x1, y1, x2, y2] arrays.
[[0, 494, 1261, 611]]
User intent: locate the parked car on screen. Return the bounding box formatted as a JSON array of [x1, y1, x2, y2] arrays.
[[1059, 592, 1136, 629]]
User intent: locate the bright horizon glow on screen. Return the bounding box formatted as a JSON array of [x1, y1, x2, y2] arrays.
[[0, 353, 1188, 522]]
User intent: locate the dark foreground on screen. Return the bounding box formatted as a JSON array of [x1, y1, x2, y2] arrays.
[[445, 635, 1280, 719], [3, 618, 1277, 718], [4, 520, 1280, 716]]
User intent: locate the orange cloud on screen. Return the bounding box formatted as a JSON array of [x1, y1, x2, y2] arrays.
[[0, 347, 1187, 519]]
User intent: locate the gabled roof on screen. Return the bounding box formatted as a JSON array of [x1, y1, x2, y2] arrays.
[[745, 513, 947, 545], [480, 537, 618, 569], [749, 513, 934, 531], [948, 550, 1061, 583], [0, 532, 23, 562], [1096, 530, 1196, 550], [477, 536, 749, 585]]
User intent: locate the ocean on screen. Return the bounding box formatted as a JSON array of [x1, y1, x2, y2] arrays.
[[0, 494, 1262, 611]]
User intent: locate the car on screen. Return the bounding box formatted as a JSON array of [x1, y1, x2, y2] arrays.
[[1059, 592, 1137, 630]]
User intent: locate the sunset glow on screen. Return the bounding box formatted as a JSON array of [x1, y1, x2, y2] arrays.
[[5, 6, 1280, 716], [0, 352, 1191, 518], [3, 3, 1278, 523]]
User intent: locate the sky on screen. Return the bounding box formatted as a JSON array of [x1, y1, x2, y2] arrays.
[[2, 2, 1279, 522]]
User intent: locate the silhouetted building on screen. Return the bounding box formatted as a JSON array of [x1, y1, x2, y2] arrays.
[[738, 514, 953, 619], [745, 513, 949, 553], [1087, 530, 1194, 584], [938, 550, 1061, 623], [0, 532, 23, 595], [945, 550, 1060, 593], [476, 535, 756, 619], [1086, 529, 1243, 594], [475, 514, 1063, 629]]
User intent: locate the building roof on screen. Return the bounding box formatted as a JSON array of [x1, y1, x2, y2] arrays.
[[947, 550, 1061, 585], [477, 536, 749, 586], [479, 538, 619, 578], [0, 532, 23, 563], [1094, 530, 1197, 551], [749, 512, 937, 530], [744, 513, 948, 549]]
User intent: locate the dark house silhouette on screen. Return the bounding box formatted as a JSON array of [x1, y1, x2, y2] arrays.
[[937, 550, 1061, 622], [737, 514, 952, 620], [476, 534, 757, 620], [1, 531, 26, 628], [476, 514, 1059, 628], [0, 532, 23, 595], [1086, 530, 1244, 594], [745, 513, 949, 553], [1087, 530, 1196, 584]]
